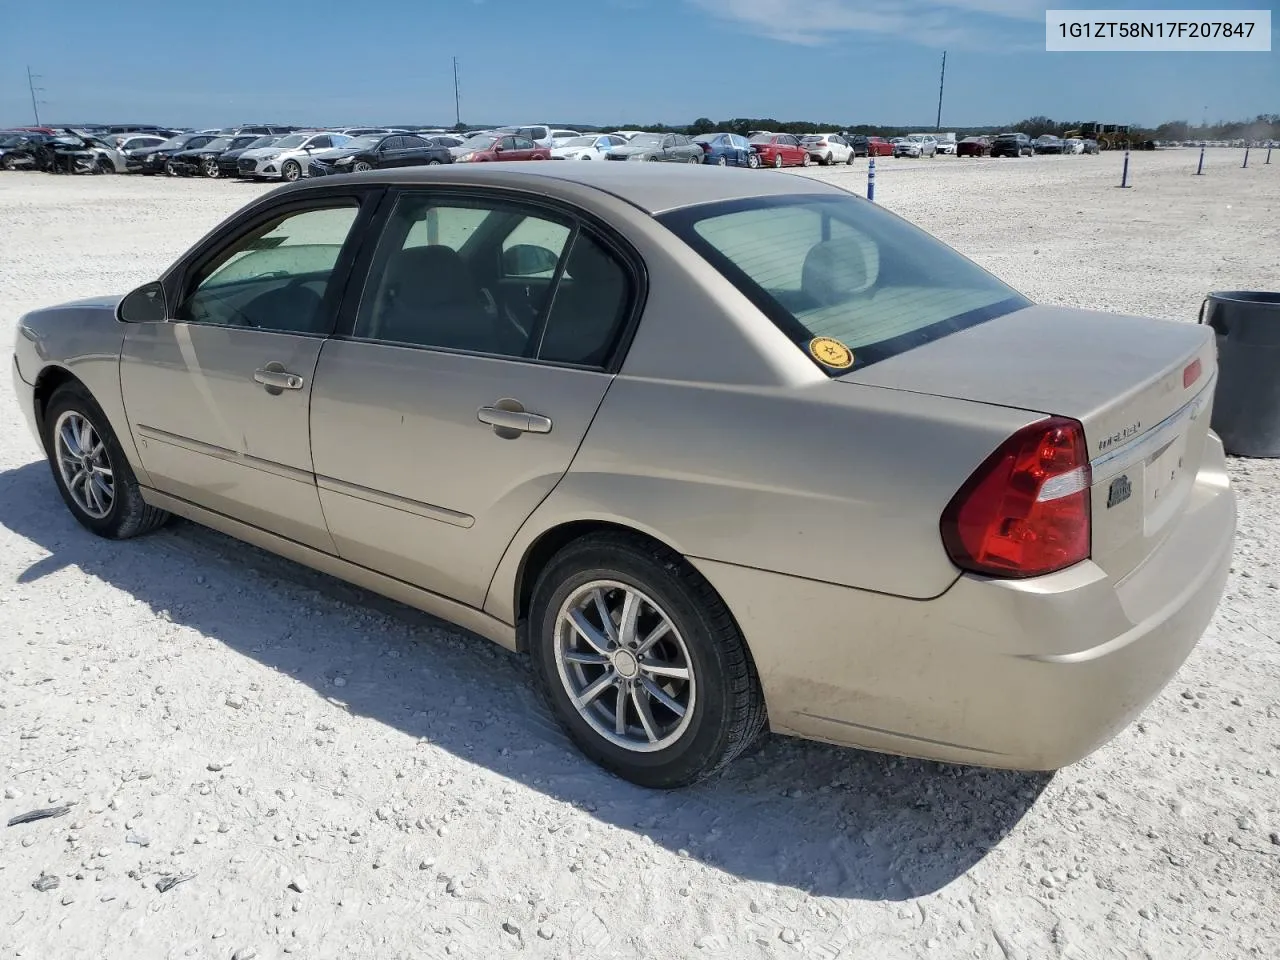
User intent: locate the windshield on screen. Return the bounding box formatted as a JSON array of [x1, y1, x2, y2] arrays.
[[561, 136, 598, 147], [228, 136, 258, 150], [155, 135, 191, 150], [243, 136, 278, 150], [658, 194, 1029, 374], [271, 134, 309, 149], [201, 137, 232, 151], [463, 136, 498, 150], [628, 134, 663, 147], [0, 135, 23, 147]]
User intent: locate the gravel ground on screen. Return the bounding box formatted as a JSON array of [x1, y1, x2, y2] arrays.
[[2, 152, 1279, 960]]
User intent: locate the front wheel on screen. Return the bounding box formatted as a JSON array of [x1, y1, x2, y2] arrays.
[[353, 160, 373, 173], [96, 158, 114, 175], [747, 152, 760, 169], [204, 158, 220, 178], [530, 532, 767, 788], [281, 159, 302, 181], [42, 383, 170, 540]]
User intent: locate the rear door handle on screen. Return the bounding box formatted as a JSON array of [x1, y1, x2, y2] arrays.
[[253, 365, 305, 392], [477, 399, 552, 437]]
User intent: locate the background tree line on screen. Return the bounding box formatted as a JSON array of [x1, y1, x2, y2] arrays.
[[483, 113, 1277, 142]]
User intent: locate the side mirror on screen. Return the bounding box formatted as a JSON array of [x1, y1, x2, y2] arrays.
[[118, 281, 168, 324], [503, 244, 559, 277]]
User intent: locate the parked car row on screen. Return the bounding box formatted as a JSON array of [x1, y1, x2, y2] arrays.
[[3, 120, 1118, 183]]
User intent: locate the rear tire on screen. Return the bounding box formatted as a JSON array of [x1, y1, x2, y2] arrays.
[[802, 152, 812, 167], [773, 153, 783, 168], [747, 152, 760, 169], [96, 158, 114, 175], [846, 151, 855, 165], [529, 532, 767, 788], [42, 382, 170, 540]]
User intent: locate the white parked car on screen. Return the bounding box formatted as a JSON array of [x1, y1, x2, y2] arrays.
[[935, 136, 958, 155], [799, 133, 854, 165], [548, 129, 583, 147], [893, 134, 939, 158], [235, 132, 350, 181], [1063, 137, 1085, 154], [550, 134, 630, 159]]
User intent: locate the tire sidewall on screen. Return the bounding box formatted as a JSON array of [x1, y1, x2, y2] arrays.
[[42, 385, 142, 537], [530, 544, 740, 787]]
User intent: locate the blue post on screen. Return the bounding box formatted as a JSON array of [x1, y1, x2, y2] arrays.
[[1119, 149, 1131, 188], [867, 156, 876, 203], [1242, 146, 1250, 168], [1195, 144, 1205, 175], [1267, 145, 1272, 165]]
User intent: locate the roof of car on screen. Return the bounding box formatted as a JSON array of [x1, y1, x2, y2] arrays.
[[280, 162, 848, 215]]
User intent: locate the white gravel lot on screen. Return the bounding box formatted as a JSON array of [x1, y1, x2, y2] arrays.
[[2, 151, 1279, 960]]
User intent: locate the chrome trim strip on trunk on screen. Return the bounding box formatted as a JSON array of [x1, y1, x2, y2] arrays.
[[134, 424, 313, 484], [1088, 377, 1214, 480], [315, 475, 475, 529]]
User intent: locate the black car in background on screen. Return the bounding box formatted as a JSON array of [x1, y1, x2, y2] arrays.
[[990, 132, 1034, 158], [216, 135, 282, 177], [0, 132, 54, 170], [132, 133, 221, 175], [843, 135, 872, 158], [168, 134, 260, 177], [1033, 135, 1065, 155], [307, 133, 453, 177]]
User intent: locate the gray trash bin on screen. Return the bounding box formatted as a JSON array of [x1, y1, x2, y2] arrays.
[[1200, 290, 1280, 458]]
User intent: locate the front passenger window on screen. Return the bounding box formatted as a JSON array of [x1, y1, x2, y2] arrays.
[[175, 204, 359, 334]]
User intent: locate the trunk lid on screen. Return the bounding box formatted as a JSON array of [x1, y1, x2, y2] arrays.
[[841, 304, 1218, 582]]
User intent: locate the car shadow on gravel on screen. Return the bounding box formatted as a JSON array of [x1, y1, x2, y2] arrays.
[[0, 461, 1049, 900]]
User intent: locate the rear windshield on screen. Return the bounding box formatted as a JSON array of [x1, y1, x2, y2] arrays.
[[658, 194, 1029, 373]]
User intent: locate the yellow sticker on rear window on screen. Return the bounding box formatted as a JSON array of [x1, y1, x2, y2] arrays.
[[809, 337, 854, 369]]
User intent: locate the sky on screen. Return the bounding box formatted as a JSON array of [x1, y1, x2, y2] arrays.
[[1, 1, 1275, 129]]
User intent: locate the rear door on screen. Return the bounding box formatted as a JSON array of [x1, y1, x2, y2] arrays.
[[308, 188, 640, 606]]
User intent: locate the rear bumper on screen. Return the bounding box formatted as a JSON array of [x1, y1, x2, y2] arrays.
[[692, 434, 1235, 770]]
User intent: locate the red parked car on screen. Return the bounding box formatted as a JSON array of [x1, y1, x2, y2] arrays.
[[957, 136, 992, 157], [455, 134, 551, 163], [748, 133, 812, 168], [865, 136, 894, 157]]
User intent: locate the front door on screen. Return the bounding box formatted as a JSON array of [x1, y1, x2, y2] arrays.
[[120, 194, 376, 551], [309, 189, 638, 607]]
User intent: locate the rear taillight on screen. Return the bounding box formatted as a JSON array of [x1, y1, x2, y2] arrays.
[[699, 142, 711, 152], [941, 417, 1091, 579]]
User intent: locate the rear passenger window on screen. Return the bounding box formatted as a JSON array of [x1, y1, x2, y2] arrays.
[[353, 193, 631, 366], [536, 233, 631, 366]]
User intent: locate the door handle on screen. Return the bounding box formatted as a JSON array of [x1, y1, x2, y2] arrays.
[[477, 399, 552, 438], [253, 365, 304, 392]]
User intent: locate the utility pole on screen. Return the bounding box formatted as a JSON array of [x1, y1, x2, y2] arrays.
[[27, 66, 44, 126], [452, 57, 461, 128], [935, 51, 946, 132]]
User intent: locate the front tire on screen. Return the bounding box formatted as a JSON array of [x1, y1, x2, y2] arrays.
[[281, 159, 302, 181], [353, 160, 373, 173], [96, 158, 114, 175], [530, 532, 767, 788], [42, 383, 170, 540], [204, 158, 220, 178], [747, 152, 760, 169]]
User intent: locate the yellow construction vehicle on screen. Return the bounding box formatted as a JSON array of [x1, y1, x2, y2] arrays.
[[1063, 122, 1131, 150]]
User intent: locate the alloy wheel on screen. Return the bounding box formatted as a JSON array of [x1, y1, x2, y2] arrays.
[[553, 580, 696, 753], [53, 410, 114, 519]]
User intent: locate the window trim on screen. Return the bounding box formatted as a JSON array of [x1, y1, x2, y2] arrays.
[[333, 185, 649, 373], [160, 187, 385, 339]]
